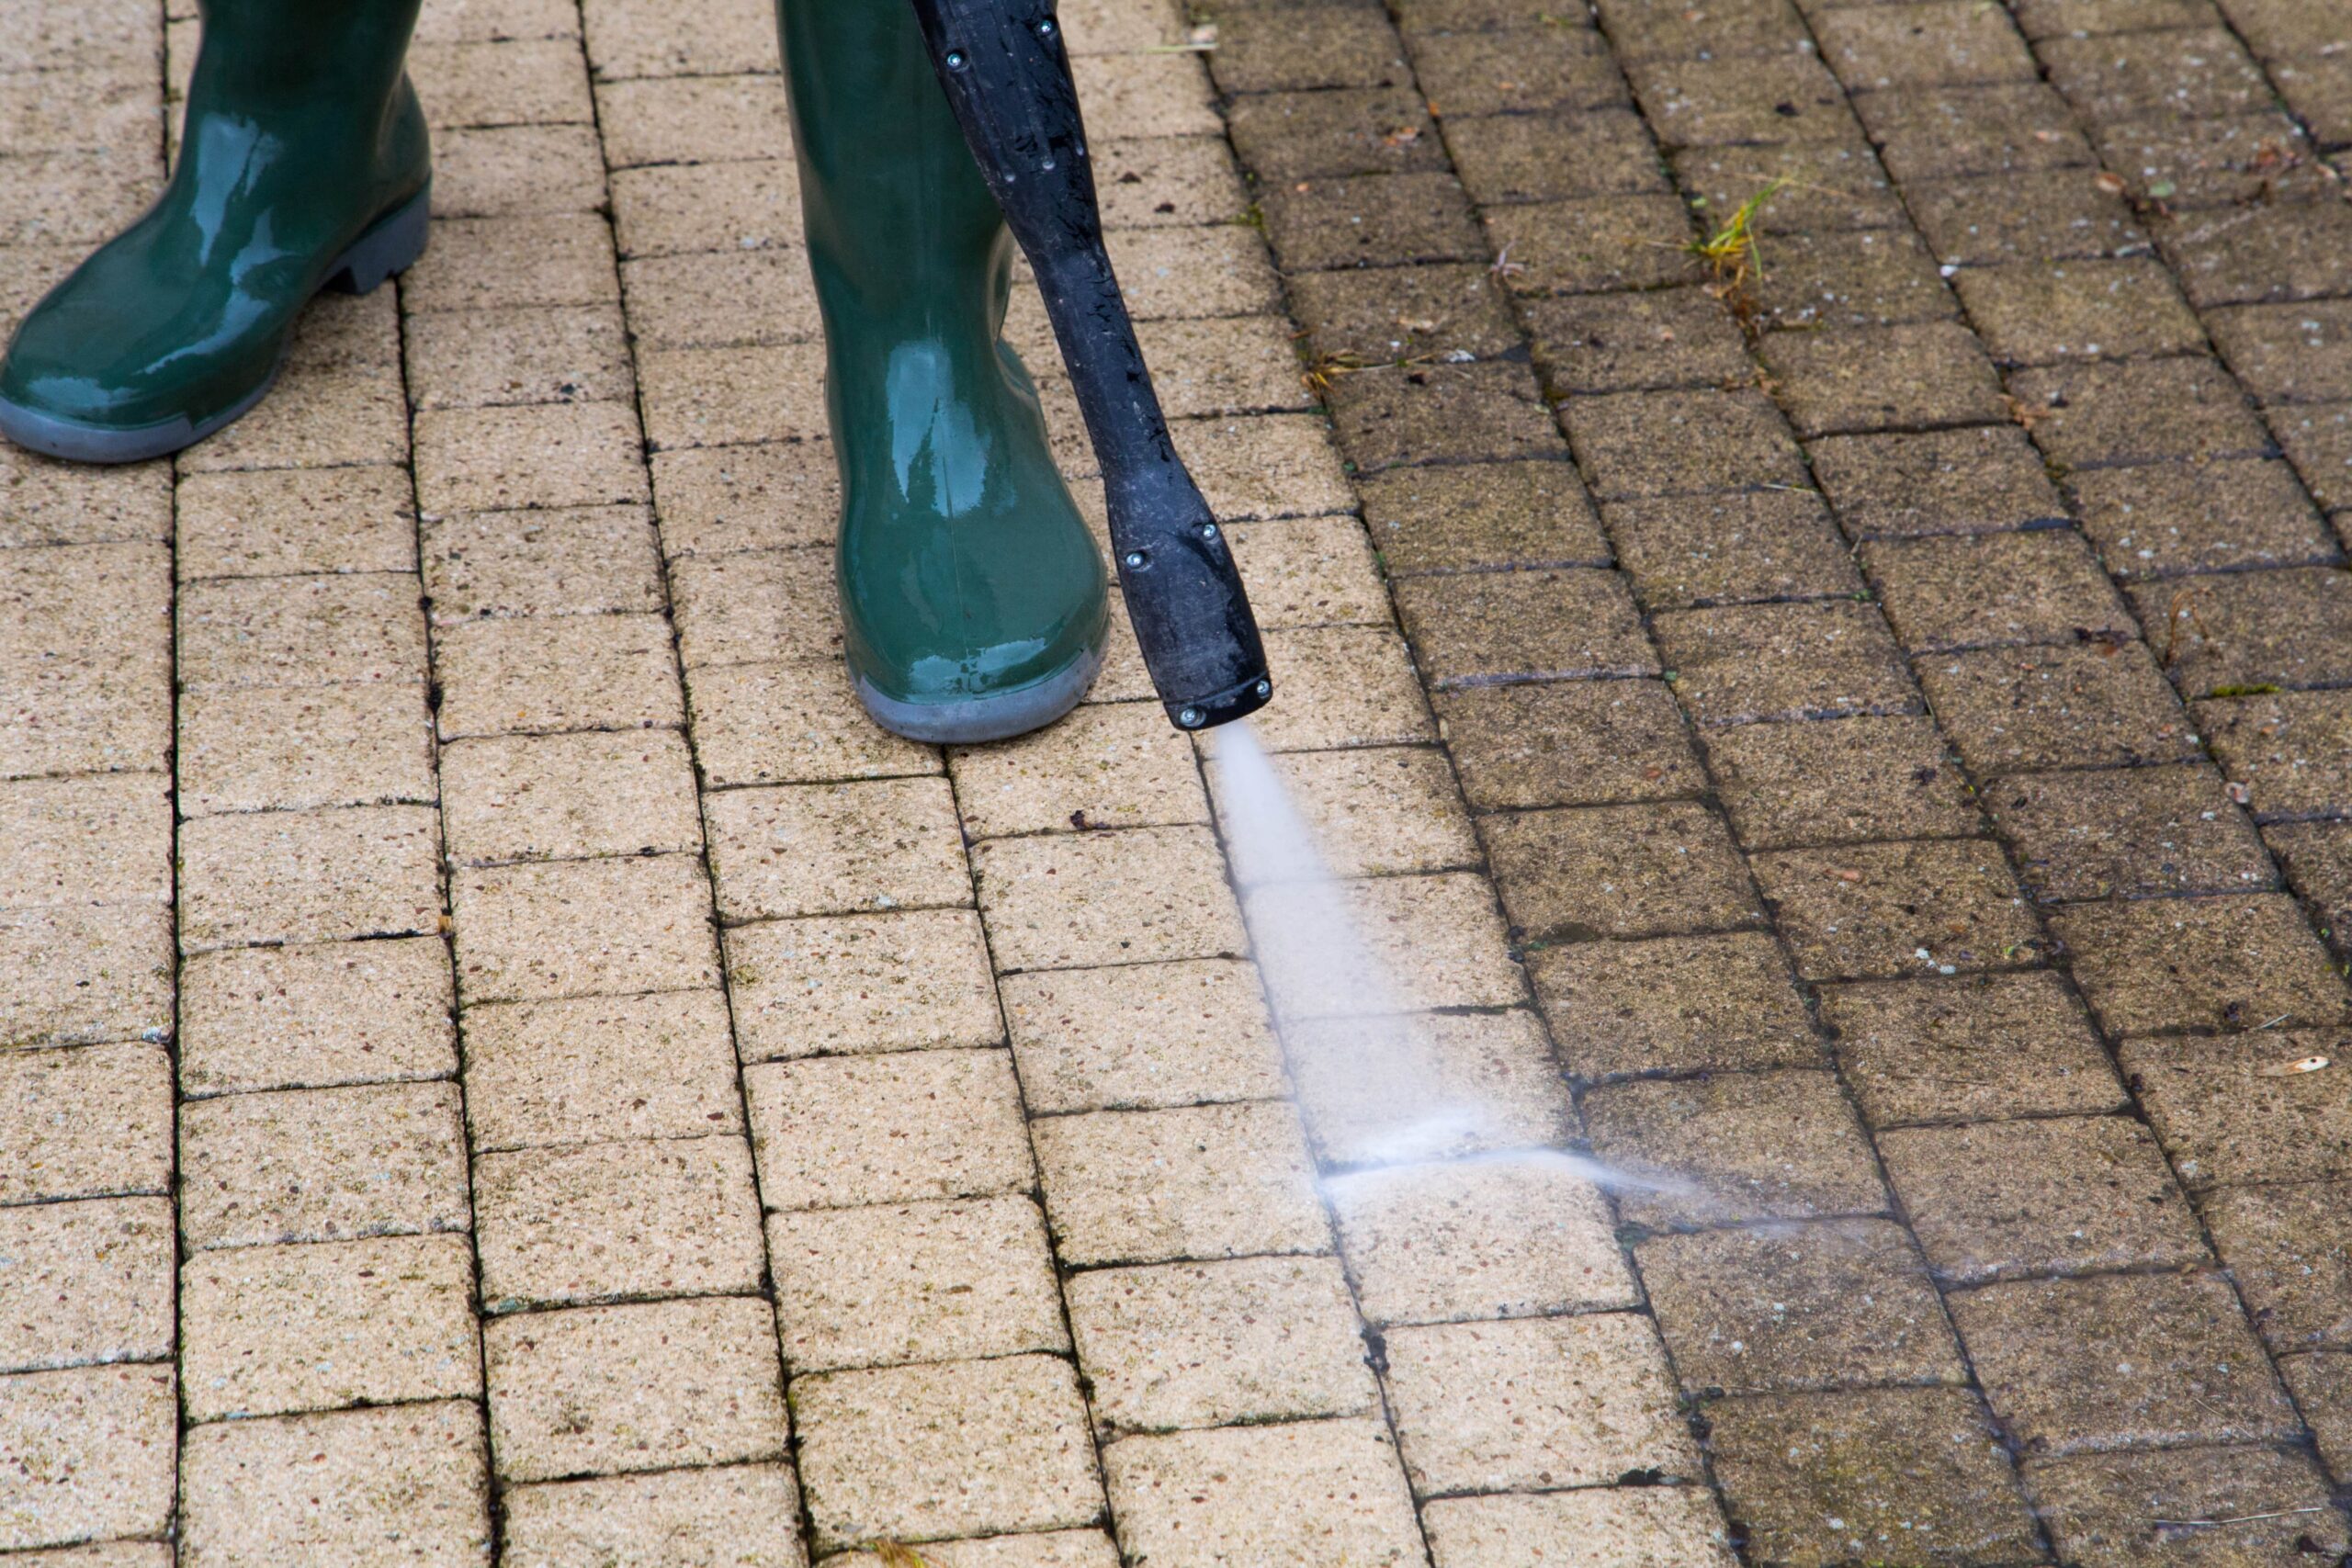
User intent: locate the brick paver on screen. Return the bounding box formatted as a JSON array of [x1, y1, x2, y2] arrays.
[[4, 0, 2351, 1560]]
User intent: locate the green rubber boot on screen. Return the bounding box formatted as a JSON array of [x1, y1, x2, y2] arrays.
[[777, 0, 1109, 743], [0, 0, 429, 464]]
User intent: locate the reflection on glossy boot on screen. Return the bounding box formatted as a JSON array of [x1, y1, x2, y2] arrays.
[[0, 0, 430, 464], [777, 0, 1109, 744]]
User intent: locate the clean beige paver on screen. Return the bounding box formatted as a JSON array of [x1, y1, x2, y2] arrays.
[[0, 1197, 174, 1375], [1101, 1419, 1426, 1568], [178, 804, 444, 951], [0, 902, 174, 1052], [793, 1355, 1101, 1551], [705, 777, 970, 921], [1031, 1101, 1328, 1267], [1327, 1157, 1637, 1325], [178, 1400, 490, 1567], [725, 908, 1003, 1060], [178, 937, 457, 1096], [474, 1134, 764, 1311], [1383, 1314, 1700, 1494], [999, 957, 1286, 1113], [0, 1363, 176, 1551], [482, 1295, 788, 1483], [1068, 1255, 1377, 1433], [1422, 1488, 1739, 1567], [0, 1043, 173, 1206], [461, 987, 741, 1149], [500, 1462, 808, 1568], [451, 852, 719, 1002], [440, 727, 703, 863], [768, 1197, 1067, 1374], [973, 825, 1247, 971], [744, 1050, 1033, 1211], [177, 1081, 469, 1250], [178, 1233, 479, 1421]]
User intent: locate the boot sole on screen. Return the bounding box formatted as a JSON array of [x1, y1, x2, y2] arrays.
[[0, 186, 431, 465], [854, 640, 1106, 745]]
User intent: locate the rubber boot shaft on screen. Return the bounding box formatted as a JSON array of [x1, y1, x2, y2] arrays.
[[0, 0, 428, 461], [776, 0, 1108, 739]]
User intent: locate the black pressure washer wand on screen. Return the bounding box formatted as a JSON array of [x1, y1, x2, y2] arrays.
[[909, 0, 1272, 733]]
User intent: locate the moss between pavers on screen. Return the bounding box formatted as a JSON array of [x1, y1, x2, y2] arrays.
[[2163, 197, 2352, 309], [1918, 640, 2198, 773], [2269, 400, 2352, 517], [1988, 760, 2275, 901], [1445, 106, 1670, 203], [1287, 260, 1520, 365], [1625, 52, 1860, 149], [1207, 1, 1408, 95], [1747, 227, 1956, 332], [1438, 678, 1702, 809], [1480, 192, 1696, 294], [2266, 818, 2352, 956], [2014, 0, 2218, 40], [1582, 1068, 1886, 1227], [1564, 387, 1806, 497], [2201, 1181, 2352, 1351], [1596, 0, 1805, 60], [2129, 565, 2352, 695], [1952, 1271, 2298, 1454], [1814, 0, 2039, 89], [1753, 837, 2041, 980], [1529, 929, 1826, 1080], [1410, 23, 1626, 115], [1395, 566, 1657, 683], [1604, 489, 1862, 609], [2028, 1445, 2348, 1566], [2190, 687, 2352, 820], [1878, 1114, 2209, 1283], [2088, 108, 2329, 209], [1908, 166, 2145, 266], [1673, 140, 1905, 234], [1482, 798, 1763, 941], [1702, 712, 1980, 848], [1323, 358, 1565, 470], [1653, 599, 1918, 726]]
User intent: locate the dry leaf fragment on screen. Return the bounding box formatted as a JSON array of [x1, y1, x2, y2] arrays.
[[2256, 1055, 2331, 1077]]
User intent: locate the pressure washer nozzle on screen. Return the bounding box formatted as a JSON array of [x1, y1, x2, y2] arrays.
[[909, 0, 1272, 733]]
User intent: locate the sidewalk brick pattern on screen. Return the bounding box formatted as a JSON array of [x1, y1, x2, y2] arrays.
[[0, 0, 2348, 1559]]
